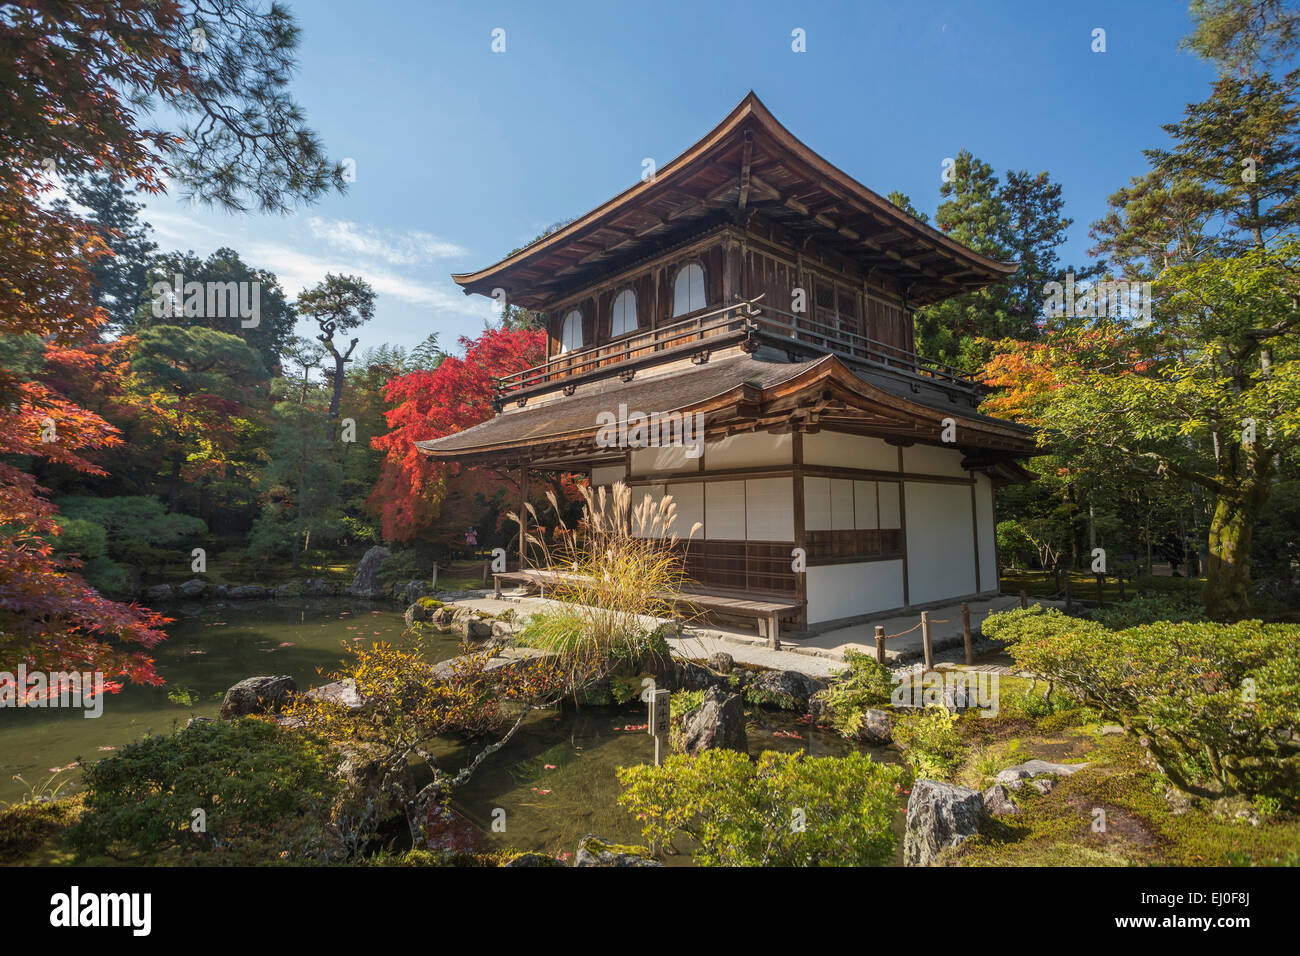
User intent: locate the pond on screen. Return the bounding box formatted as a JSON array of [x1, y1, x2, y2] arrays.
[[0, 597, 906, 863]]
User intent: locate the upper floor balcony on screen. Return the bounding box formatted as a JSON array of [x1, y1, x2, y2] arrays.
[[494, 297, 980, 402]]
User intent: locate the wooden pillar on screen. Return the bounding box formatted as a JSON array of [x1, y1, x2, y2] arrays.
[[792, 430, 807, 631], [921, 610, 933, 671], [874, 625, 886, 665]]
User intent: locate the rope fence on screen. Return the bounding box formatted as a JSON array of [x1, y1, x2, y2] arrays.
[[872, 593, 1037, 669]]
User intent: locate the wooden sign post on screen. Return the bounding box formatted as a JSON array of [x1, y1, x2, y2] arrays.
[[648, 688, 670, 767]]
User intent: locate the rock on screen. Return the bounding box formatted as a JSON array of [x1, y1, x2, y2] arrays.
[[212, 584, 228, 599], [144, 584, 174, 602], [219, 675, 297, 719], [399, 580, 431, 604], [348, 545, 391, 599], [1099, 725, 1125, 736], [853, 708, 893, 745], [228, 584, 267, 600], [184, 716, 215, 730], [275, 582, 300, 598], [982, 783, 1020, 817], [904, 780, 987, 866], [465, 618, 492, 640], [707, 651, 735, 674], [994, 759, 1087, 791], [503, 852, 562, 867], [573, 834, 660, 867], [744, 669, 828, 711], [176, 579, 207, 600], [680, 686, 748, 756], [304, 678, 367, 713], [490, 619, 516, 640]]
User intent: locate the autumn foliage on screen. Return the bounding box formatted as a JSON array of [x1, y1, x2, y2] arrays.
[[369, 326, 545, 543]]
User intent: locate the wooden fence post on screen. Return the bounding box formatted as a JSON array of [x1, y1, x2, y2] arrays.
[[874, 625, 886, 665], [1064, 579, 1073, 612], [1117, 572, 1126, 602], [1095, 572, 1105, 608], [1019, 589, 1028, 609], [961, 602, 973, 666], [482, 558, 489, 587], [431, 562, 439, 591], [920, 610, 933, 671]]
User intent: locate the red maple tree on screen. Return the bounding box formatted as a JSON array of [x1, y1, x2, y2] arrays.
[[370, 326, 546, 544]]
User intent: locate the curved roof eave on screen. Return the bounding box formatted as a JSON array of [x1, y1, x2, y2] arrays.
[[451, 92, 1017, 297]]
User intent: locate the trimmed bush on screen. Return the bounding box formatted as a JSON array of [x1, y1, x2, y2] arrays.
[[984, 606, 1300, 803], [617, 748, 903, 866]]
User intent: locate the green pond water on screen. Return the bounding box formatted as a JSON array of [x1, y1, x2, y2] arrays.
[[0, 597, 906, 863]]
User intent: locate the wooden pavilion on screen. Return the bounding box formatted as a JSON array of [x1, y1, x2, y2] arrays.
[[417, 93, 1036, 638]]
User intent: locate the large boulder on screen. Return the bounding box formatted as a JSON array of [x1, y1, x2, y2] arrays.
[[144, 584, 173, 603], [176, 578, 207, 600], [348, 545, 391, 599], [982, 783, 1020, 817], [228, 584, 267, 600], [573, 834, 660, 867], [707, 651, 735, 674], [219, 675, 297, 719], [397, 580, 431, 604], [744, 669, 828, 711], [852, 708, 893, 745], [680, 685, 748, 755], [304, 678, 367, 713], [994, 759, 1086, 791], [904, 779, 986, 866]]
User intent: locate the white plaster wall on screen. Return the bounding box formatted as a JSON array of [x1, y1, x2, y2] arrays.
[[878, 481, 901, 529], [902, 443, 968, 478], [745, 477, 794, 541], [705, 432, 791, 470], [704, 480, 746, 539], [806, 560, 905, 624], [631, 444, 698, 475], [975, 474, 998, 593], [904, 481, 977, 604], [591, 464, 626, 488], [804, 476, 831, 531], [803, 431, 898, 471], [854, 479, 878, 529]]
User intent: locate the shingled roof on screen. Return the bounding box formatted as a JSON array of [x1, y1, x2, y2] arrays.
[[416, 351, 1035, 466]]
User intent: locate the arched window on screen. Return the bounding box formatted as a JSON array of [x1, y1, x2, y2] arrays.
[[559, 310, 583, 353], [611, 289, 637, 337], [672, 262, 706, 317]]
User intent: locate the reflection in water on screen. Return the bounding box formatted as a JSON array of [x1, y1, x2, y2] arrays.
[[1, 598, 907, 865]]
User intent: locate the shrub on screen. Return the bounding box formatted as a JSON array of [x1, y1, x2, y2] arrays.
[[984, 606, 1300, 803], [515, 483, 700, 685], [893, 707, 966, 779], [66, 719, 339, 863], [617, 749, 903, 866], [1091, 594, 1205, 629], [820, 649, 893, 738]]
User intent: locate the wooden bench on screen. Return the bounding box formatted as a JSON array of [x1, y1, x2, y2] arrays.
[[492, 569, 802, 649]]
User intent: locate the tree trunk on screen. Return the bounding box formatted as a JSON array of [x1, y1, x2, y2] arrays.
[[1203, 449, 1272, 620]]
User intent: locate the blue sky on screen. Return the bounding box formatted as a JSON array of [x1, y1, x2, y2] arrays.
[[139, 0, 1219, 357]]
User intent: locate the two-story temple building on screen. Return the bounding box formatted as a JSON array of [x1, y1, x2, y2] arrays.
[[417, 93, 1036, 640]]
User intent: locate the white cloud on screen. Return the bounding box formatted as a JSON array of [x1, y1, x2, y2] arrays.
[[306, 216, 466, 265]]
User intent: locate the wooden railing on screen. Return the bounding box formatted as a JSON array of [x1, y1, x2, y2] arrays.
[[495, 298, 979, 396]]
